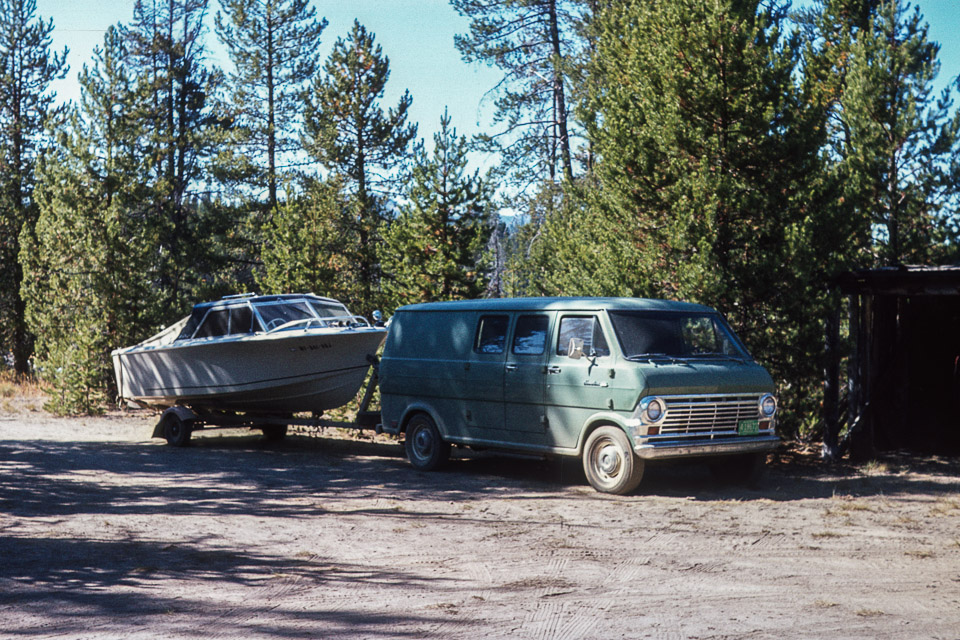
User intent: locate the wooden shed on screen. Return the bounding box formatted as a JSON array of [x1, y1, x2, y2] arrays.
[[824, 266, 960, 460]]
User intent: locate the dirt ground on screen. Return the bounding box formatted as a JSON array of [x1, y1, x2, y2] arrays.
[[1, 389, 959, 640]]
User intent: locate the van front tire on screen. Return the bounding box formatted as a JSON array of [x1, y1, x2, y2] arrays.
[[582, 426, 644, 495], [404, 414, 450, 471]]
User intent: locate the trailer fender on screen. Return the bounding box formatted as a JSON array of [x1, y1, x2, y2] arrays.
[[152, 406, 200, 439]]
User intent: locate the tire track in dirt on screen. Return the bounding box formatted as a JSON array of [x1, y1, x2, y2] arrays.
[[199, 571, 310, 638]]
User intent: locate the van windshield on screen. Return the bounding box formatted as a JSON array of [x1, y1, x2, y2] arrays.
[[608, 311, 749, 361]]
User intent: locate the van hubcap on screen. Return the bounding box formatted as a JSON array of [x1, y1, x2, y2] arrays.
[[413, 428, 433, 457], [597, 444, 622, 476]]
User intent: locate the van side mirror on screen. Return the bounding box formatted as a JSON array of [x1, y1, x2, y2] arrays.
[[372, 310, 385, 327], [568, 338, 584, 360]]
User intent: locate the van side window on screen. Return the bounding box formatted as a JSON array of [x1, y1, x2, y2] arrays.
[[475, 315, 509, 354], [512, 315, 548, 355], [557, 316, 610, 357]]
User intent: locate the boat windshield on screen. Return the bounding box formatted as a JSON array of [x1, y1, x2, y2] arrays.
[[174, 296, 358, 341], [255, 301, 315, 331], [608, 311, 749, 361], [310, 300, 350, 318], [178, 305, 260, 340]]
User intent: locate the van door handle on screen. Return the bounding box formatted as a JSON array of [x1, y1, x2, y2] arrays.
[[546, 366, 562, 374], [505, 364, 518, 372]]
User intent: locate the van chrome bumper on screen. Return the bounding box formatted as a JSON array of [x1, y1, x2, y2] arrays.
[[633, 434, 781, 460]]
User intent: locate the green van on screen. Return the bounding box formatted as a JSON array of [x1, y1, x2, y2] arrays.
[[379, 297, 779, 494]]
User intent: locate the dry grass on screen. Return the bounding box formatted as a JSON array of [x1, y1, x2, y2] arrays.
[[824, 498, 876, 519], [0, 373, 48, 413], [930, 498, 960, 517], [904, 550, 935, 559], [855, 609, 885, 618], [812, 531, 843, 539], [859, 460, 892, 476]]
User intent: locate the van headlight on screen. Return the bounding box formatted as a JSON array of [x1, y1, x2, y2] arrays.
[[759, 393, 777, 418], [639, 397, 666, 424]]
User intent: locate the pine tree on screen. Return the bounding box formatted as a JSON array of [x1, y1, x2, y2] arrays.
[[21, 27, 160, 413], [840, 0, 960, 265], [452, 0, 589, 186], [0, 0, 67, 376], [123, 0, 229, 313], [381, 110, 492, 309], [259, 176, 355, 299], [569, 0, 828, 434], [215, 0, 327, 211], [793, 0, 884, 276], [302, 20, 416, 314]]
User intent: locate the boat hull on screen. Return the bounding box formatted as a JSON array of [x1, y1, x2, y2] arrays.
[[112, 327, 386, 413]]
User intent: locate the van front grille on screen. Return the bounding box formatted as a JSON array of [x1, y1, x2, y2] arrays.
[[660, 395, 761, 435]]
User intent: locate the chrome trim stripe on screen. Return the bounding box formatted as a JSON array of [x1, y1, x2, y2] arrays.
[[634, 434, 781, 459]]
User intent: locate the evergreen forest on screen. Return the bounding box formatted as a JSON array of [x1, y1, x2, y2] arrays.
[[1, 0, 958, 442]]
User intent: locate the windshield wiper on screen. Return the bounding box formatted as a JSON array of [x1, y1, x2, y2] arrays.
[[625, 353, 690, 365], [692, 352, 749, 364]]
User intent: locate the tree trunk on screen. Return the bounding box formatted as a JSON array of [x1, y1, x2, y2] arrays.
[[266, 9, 277, 211], [822, 300, 841, 461], [547, 0, 573, 182]]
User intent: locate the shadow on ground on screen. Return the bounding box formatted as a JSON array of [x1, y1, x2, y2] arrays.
[[0, 532, 450, 638], [1, 431, 957, 524], [1, 429, 957, 637]]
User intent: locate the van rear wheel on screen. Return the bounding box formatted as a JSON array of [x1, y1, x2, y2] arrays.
[[404, 414, 450, 471], [582, 426, 644, 495]]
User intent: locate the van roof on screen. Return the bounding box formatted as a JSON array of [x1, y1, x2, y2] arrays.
[[396, 297, 715, 313]]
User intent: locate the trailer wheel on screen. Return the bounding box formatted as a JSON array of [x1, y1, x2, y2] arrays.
[[582, 426, 644, 495], [404, 414, 449, 471], [162, 413, 193, 447], [261, 424, 288, 442]]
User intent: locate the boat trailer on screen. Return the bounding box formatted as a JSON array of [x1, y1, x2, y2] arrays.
[[153, 357, 383, 447]]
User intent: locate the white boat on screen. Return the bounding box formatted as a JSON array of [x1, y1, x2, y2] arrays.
[[111, 294, 387, 413]]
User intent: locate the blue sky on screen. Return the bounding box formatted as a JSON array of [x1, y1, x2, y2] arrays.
[[44, 0, 502, 160], [42, 0, 960, 165]]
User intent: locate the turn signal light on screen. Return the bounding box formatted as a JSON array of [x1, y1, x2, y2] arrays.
[[646, 426, 660, 436]]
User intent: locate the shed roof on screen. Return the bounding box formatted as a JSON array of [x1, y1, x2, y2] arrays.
[[835, 265, 960, 296]]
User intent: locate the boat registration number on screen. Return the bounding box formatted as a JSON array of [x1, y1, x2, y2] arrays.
[[737, 419, 760, 436]]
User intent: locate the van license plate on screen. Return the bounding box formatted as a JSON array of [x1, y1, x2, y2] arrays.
[[737, 419, 759, 436]]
